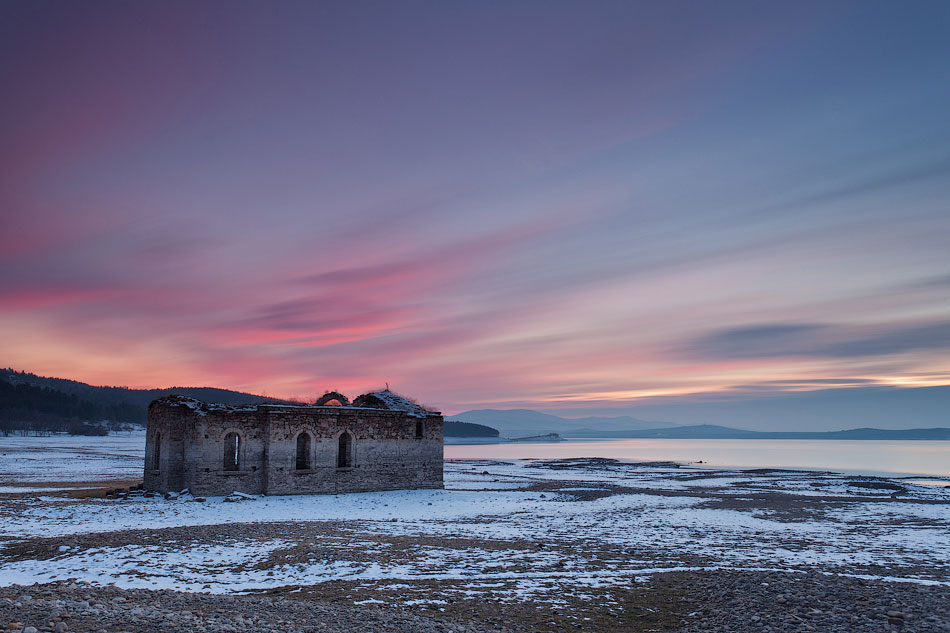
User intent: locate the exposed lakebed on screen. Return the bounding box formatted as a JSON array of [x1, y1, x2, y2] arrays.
[[0, 433, 948, 632]]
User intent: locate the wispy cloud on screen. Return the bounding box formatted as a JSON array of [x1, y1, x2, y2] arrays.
[[2, 1, 949, 415], [686, 321, 950, 360]]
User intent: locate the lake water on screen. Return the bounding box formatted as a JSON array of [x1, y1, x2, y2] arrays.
[[444, 438, 950, 479]]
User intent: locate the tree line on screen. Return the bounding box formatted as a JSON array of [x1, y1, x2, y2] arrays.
[[0, 380, 142, 436], [0, 369, 291, 437]]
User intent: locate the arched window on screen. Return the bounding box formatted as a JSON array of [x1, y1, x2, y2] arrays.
[[224, 432, 240, 471], [296, 432, 311, 470], [153, 432, 161, 470], [337, 431, 352, 468], [415, 420, 424, 439]]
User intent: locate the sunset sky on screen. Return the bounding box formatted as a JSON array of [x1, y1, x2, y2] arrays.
[[2, 1, 949, 419]]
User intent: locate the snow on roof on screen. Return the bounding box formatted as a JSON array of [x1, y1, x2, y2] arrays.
[[360, 390, 439, 417], [155, 395, 257, 417], [154, 390, 440, 417]]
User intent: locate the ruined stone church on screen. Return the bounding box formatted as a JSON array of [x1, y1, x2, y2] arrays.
[[144, 390, 443, 496]]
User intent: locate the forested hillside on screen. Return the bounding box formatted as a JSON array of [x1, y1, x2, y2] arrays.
[[444, 420, 500, 437], [0, 381, 125, 435], [0, 369, 289, 435], [2, 370, 279, 409]]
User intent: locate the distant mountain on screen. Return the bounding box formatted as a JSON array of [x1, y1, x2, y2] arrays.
[[614, 385, 950, 432], [572, 424, 950, 440], [568, 424, 748, 439], [445, 408, 950, 440], [792, 427, 950, 440], [447, 408, 674, 438]]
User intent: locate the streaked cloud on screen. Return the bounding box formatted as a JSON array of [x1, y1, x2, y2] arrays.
[[1, 1, 949, 421], [687, 321, 950, 360]]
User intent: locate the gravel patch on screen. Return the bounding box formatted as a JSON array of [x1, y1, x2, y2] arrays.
[[2, 570, 947, 633], [671, 569, 950, 633], [0, 582, 503, 633]]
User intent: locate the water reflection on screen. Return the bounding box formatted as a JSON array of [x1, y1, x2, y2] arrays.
[[445, 439, 950, 478]]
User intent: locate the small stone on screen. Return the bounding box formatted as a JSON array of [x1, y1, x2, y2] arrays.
[[22, 627, 38, 633], [54, 623, 67, 633], [7, 624, 23, 631], [887, 611, 904, 619]]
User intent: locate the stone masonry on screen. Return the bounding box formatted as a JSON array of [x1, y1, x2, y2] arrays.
[[143, 390, 443, 496]]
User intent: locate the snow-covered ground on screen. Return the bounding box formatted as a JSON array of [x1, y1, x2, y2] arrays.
[[0, 433, 948, 609], [0, 431, 144, 484]]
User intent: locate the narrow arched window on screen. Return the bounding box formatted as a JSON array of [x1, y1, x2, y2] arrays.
[[224, 432, 240, 471], [153, 432, 161, 470], [337, 431, 352, 468], [415, 420, 423, 439], [296, 432, 311, 470]]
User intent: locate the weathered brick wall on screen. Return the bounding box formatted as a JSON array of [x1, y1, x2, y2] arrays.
[[182, 410, 268, 496], [144, 400, 189, 492], [145, 399, 443, 496], [262, 406, 443, 495]]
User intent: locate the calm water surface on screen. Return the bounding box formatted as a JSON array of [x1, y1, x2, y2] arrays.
[[444, 439, 950, 478]]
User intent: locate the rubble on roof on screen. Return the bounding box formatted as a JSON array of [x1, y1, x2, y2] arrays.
[[153, 394, 256, 416], [152, 389, 439, 417], [354, 390, 438, 417]]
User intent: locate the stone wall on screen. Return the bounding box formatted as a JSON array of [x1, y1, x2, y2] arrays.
[[180, 408, 268, 496], [262, 406, 443, 495], [144, 399, 190, 493], [144, 398, 443, 496]]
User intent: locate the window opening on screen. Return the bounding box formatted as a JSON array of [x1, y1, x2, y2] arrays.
[[296, 433, 311, 470], [154, 432, 161, 470], [224, 432, 240, 471], [337, 432, 352, 468], [415, 420, 424, 439]]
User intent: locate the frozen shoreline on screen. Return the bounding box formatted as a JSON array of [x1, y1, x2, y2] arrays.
[[0, 433, 948, 632], [1, 457, 948, 591]]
